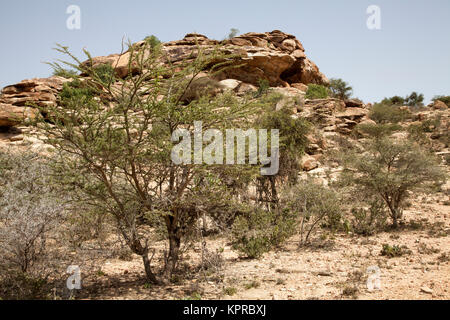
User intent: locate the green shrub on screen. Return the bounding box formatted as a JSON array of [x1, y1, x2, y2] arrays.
[[369, 103, 411, 124], [231, 208, 296, 259], [59, 79, 96, 103], [432, 95, 450, 107], [0, 272, 49, 300], [244, 280, 260, 290], [405, 92, 424, 107], [381, 244, 411, 258], [356, 122, 402, 139], [407, 115, 442, 145], [282, 180, 342, 245], [381, 96, 405, 106], [339, 135, 446, 228], [223, 287, 238, 296], [254, 79, 270, 98], [351, 200, 387, 236], [144, 35, 162, 49], [183, 292, 202, 300], [381, 92, 424, 107], [227, 28, 240, 39], [93, 64, 116, 85], [329, 78, 353, 100], [305, 84, 329, 100], [52, 68, 78, 78]]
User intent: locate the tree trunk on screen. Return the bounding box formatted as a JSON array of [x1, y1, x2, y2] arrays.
[[142, 253, 160, 284], [392, 218, 398, 228], [164, 215, 181, 280]]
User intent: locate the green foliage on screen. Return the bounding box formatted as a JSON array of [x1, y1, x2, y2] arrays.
[[223, 287, 238, 296], [432, 95, 450, 107], [369, 103, 410, 124], [282, 180, 342, 245], [144, 35, 162, 49], [305, 84, 329, 100], [227, 28, 240, 39], [381, 96, 404, 106], [381, 92, 424, 107], [183, 292, 202, 300], [407, 114, 442, 145], [231, 208, 297, 259], [381, 244, 411, 258], [256, 102, 310, 182], [59, 79, 96, 104], [244, 280, 260, 290], [404, 92, 424, 107], [329, 78, 353, 100], [52, 68, 78, 78], [0, 272, 49, 300], [254, 78, 270, 98], [40, 42, 265, 284], [351, 200, 387, 236], [339, 131, 446, 227], [92, 64, 116, 85], [356, 122, 402, 139]]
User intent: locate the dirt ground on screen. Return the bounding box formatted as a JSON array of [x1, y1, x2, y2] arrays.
[[75, 200, 449, 300]]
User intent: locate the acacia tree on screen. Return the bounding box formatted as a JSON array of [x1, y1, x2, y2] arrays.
[[329, 78, 353, 100], [254, 103, 310, 208], [340, 127, 446, 228], [37, 40, 263, 283]]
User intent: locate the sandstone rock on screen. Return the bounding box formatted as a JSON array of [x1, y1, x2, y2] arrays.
[[80, 52, 141, 79], [300, 155, 319, 171], [291, 83, 308, 92], [235, 82, 257, 95], [82, 30, 328, 88], [432, 100, 448, 110], [345, 99, 364, 108], [219, 79, 241, 91], [420, 286, 433, 294], [0, 104, 39, 127], [0, 77, 68, 108], [358, 118, 376, 126], [335, 107, 368, 120]]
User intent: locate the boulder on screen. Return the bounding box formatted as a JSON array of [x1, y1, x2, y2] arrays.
[[0, 77, 68, 108], [80, 30, 329, 87], [345, 99, 364, 108], [0, 77, 69, 127], [432, 100, 448, 110], [219, 79, 242, 91], [0, 104, 39, 127], [335, 107, 368, 121], [300, 154, 319, 171], [290, 83, 308, 92]]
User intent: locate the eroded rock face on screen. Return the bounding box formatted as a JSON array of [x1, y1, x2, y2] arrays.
[[0, 104, 38, 127], [0, 77, 68, 127], [431, 100, 448, 110], [0, 30, 329, 128], [82, 30, 328, 88]]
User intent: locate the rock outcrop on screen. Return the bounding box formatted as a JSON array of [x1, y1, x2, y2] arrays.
[[84, 30, 328, 87], [0, 104, 38, 127], [0, 30, 328, 128], [0, 77, 68, 127]]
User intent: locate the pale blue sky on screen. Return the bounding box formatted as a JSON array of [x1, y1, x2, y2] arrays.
[[0, 0, 449, 103]]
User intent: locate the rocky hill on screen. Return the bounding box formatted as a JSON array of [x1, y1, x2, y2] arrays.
[[1, 30, 448, 175], [0, 30, 327, 128], [0, 31, 449, 300]]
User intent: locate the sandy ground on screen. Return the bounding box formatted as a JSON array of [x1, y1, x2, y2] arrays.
[[76, 200, 449, 300]]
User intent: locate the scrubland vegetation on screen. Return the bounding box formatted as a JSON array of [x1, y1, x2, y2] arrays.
[[0, 38, 448, 300]]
